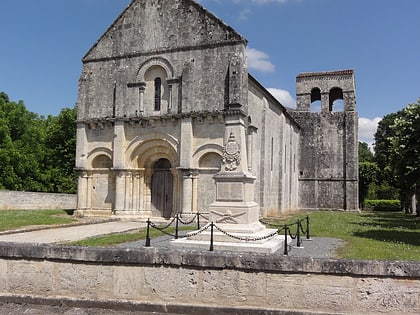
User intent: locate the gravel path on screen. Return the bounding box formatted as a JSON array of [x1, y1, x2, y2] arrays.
[[119, 233, 344, 258]]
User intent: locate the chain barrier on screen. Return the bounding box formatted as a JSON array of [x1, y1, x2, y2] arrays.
[[213, 224, 278, 242], [144, 213, 311, 255], [145, 212, 209, 247]]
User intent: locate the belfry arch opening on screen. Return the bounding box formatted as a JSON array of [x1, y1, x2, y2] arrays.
[[310, 87, 321, 113], [329, 87, 344, 112], [151, 158, 173, 218]]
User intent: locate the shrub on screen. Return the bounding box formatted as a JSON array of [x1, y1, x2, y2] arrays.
[[363, 199, 401, 211]]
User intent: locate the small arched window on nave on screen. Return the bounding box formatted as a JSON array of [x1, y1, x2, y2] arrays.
[[154, 77, 161, 111]]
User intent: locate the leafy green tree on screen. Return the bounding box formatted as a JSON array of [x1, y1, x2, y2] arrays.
[[44, 107, 77, 193], [359, 142, 374, 162], [359, 161, 379, 207], [374, 99, 420, 215], [358, 141, 377, 207], [0, 92, 77, 193], [0, 94, 46, 191], [388, 100, 420, 214]]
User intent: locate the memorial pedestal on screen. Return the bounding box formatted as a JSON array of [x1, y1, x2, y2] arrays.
[[172, 123, 285, 254]]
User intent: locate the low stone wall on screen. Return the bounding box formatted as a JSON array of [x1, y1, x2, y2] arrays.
[[0, 243, 418, 314], [0, 190, 76, 210]]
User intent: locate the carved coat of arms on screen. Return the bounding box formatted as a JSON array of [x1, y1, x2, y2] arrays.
[[222, 132, 241, 171]]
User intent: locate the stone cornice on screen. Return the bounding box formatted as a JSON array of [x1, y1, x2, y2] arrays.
[[77, 109, 250, 127], [82, 40, 246, 64]]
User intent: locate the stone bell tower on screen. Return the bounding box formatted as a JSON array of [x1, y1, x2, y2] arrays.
[[291, 70, 359, 211]]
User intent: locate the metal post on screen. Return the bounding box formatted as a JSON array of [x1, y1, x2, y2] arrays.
[[283, 225, 288, 255], [210, 222, 214, 252], [296, 220, 302, 248], [175, 214, 179, 239], [306, 216, 311, 240], [197, 212, 200, 229], [145, 219, 151, 247]]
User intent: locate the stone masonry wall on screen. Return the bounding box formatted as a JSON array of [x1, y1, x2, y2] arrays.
[[0, 243, 418, 314], [0, 190, 76, 210]]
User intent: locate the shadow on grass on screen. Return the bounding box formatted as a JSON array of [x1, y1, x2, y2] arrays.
[[356, 211, 419, 230], [353, 229, 420, 247]]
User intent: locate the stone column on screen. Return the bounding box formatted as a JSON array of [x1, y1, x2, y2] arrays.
[[138, 169, 145, 210], [76, 171, 88, 210], [182, 170, 193, 214], [321, 92, 329, 112], [167, 84, 172, 113], [145, 170, 152, 212], [167, 78, 180, 114], [113, 120, 126, 213], [132, 172, 140, 210], [125, 171, 132, 210], [139, 84, 146, 115], [114, 170, 126, 212], [191, 170, 199, 213]]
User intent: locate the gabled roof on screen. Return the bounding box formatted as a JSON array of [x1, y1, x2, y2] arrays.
[[83, 0, 247, 62]]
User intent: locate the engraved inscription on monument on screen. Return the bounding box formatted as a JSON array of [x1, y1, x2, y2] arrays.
[[217, 182, 243, 201]]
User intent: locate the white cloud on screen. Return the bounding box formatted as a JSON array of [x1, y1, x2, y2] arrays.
[[246, 47, 275, 73], [267, 88, 296, 108], [359, 117, 382, 148], [238, 8, 251, 21]]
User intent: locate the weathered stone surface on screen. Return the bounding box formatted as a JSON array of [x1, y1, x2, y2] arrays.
[[291, 70, 358, 211], [75, 0, 356, 221], [0, 242, 419, 314], [0, 190, 76, 210]]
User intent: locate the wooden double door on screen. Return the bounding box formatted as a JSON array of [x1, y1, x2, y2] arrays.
[[151, 158, 173, 218]]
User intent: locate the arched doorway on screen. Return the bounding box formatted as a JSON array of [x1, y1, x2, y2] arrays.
[[151, 158, 173, 218]]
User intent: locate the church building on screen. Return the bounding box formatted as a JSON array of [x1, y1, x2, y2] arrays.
[[75, 0, 358, 218]]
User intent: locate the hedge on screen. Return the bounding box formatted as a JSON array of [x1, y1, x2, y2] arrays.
[[363, 199, 401, 211]]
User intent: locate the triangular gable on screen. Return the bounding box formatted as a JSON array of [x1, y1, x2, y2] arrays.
[[83, 0, 246, 62]]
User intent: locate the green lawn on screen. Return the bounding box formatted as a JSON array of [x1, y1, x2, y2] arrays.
[[1, 210, 418, 261], [0, 210, 75, 231], [264, 210, 419, 261], [68, 225, 196, 247]]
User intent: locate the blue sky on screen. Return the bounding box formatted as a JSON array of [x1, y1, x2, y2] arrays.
[[1, 0, 419, 147]]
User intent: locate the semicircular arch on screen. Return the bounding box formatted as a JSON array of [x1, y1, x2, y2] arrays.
[[87, 148, 113, 169], [192, 143, 223, 168], [127, 132, 178, 163], [136, 57, 174, 82], [131, 139, 178, 169]]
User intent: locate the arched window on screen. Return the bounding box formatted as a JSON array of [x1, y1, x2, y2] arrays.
[[310, 87, 321, 112], [329, 87, 344, 111], [154, 77, 161, 111]]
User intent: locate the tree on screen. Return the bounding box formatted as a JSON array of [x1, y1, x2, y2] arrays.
[[359, 161, 379, 207], [389, 100, 420, 214], [358, 141, 377, 207], [359, 142, 374, 162], [374, 99, 420, 215], [0, 92, 77, 193], [44, 107, 77, 193], [0, 94, 47, 191]]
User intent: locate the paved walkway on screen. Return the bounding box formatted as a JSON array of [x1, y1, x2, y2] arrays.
[[0, 221, 146, 244]]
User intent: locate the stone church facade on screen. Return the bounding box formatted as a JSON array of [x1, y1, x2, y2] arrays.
[[75, 0, 358, 218]]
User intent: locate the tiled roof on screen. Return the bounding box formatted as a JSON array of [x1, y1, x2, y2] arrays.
[[297, 69, 354, 78]]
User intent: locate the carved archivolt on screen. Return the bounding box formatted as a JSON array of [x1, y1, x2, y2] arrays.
[[136, 57, 174, 81]]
